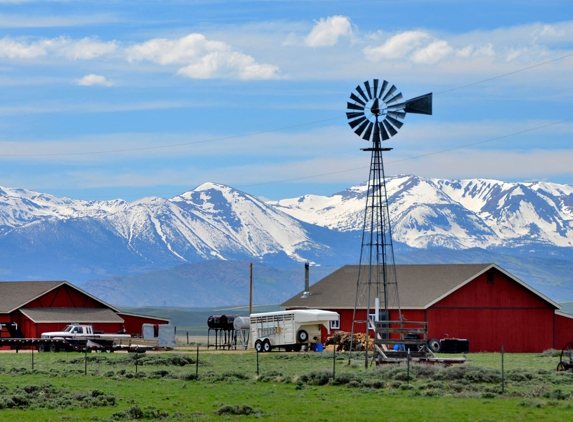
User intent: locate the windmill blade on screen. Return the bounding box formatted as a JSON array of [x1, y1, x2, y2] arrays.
[[387, 111, 406, 119], [380, 122, 390, 140], [373, 79, 379, 98], [378, 80, 389, 99], [348, 116, 367, 129], [364, 81, 373, 99], [354, 119, 370, 137], [383, 119, 398, 137], [372, 121, 381, 144], [387, 102, 406, 111], [382, 85, 397, 102], [350, 93, 366, 106], [404, 93, 433, 115], [355, 85, 369, 102], [347, 102, 365, 111], [386, 115, 403, 129], [362, 122, 374, 141], [386, 92, 403, 104], [346, 112, 365, 120]]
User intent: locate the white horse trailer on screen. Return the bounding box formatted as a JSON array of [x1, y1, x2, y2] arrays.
[[250, 309, 339, 352]]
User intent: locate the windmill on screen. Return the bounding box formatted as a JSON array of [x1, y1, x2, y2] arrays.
[[346, 79, 432, 367]]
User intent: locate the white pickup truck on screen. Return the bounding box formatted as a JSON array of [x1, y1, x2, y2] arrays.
[[41, 324, 131, 341]]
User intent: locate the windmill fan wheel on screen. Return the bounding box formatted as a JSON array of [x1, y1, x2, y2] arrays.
[[346, 79, 406, 143]]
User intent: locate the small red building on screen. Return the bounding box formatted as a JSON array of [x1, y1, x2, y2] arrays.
[[281, 263, 573, 353], [0, 280, 169, 339]]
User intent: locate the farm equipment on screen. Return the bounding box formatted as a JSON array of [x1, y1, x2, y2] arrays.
[[557, 341, 573, 371]]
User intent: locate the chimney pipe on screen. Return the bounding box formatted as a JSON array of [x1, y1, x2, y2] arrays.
[[301, 262, 310, 298]]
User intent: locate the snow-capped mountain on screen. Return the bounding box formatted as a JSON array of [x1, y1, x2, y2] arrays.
[[3, 175, 573, 284], [270, 175, 573, 250]]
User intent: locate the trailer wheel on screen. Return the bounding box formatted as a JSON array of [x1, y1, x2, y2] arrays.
[[263, 339, 271, 353], [427, 338, 441, 353], [293, 344, 301, 352], [557, 361, 567, 372], [254, 340, 263, 353], [37, 343, 46, 353], [49, 343, 58, 353], [297, 330, 309, 343], [284, 345, 293, 352]]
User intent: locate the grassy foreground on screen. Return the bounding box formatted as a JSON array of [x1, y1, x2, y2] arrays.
[[0, 348, 572, 421]]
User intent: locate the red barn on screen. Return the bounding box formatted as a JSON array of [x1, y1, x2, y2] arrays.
[[0, 281, 169, 339], [281, 263, 572, 353]]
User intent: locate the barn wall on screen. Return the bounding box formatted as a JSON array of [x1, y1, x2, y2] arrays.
[[118, 314, 169, 336], [429, 270, 555, 352], [23, 285, 104, 309], [555, 314, 573, 350]]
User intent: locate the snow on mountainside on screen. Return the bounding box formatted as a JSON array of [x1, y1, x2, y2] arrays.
[[269, 175, 573, 249], [0, 183, 339, 281], [3, 175, 573, 283]]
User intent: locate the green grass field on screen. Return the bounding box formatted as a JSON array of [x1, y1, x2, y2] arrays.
[[0, 348, 572, 421]]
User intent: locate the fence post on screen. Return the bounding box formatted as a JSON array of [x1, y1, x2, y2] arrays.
[[501, 345, 505, 393], [332, 342, 336, 380], [84, 346, 88, 376], [187, 332, 189, 345], [31, 346, 34, 371], [195, 344, 199, 378], [256, 349, 259, 376], [407, 349, 411, 384]]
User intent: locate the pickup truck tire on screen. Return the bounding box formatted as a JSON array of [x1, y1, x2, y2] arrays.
[[297, 330, 309, 343], [37, 343, 46, 353], [49, 343, 58, 353], [263, 339, 271, 353]]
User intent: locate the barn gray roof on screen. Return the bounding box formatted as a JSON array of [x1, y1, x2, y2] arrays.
[[0, 280, 120, 314], [20, 307, 124, 323], [281, 263, 560, 310]]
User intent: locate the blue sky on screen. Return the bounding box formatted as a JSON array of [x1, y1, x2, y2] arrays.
[[0, 0, 572, 201]]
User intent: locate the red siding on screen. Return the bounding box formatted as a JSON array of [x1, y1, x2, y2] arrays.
[[555, 314, 573, 350], [119, 314, 170, 336], [428, 308, 553, 352], [23, 285, 104, 309], [429, 270, 555, 352]]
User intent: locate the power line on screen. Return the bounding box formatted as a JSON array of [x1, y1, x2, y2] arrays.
[[236, 117, 573, 188], [1, 52, 572, 158]]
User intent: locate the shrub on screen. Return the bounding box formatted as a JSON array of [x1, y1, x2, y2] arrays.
[[215, 404, 262, 416], [300, 371, 331, 386], [329, 372, 355, 386]]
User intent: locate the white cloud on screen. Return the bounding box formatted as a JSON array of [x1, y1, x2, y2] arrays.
[[59, 37, 117, 60], [0, 36, 116, 60], [364, 31, 430, 61], [76, 74, 113, 87], [411, 40, 453, 64], [127, 33, 279, 80], [305, 15, 352, 47]]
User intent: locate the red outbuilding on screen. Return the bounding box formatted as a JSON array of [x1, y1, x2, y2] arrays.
[[0, 280, 169, 340], [281, 263, 572, 353]]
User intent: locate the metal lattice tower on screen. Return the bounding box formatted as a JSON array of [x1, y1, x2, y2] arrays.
[[345, 79, 432, 367]]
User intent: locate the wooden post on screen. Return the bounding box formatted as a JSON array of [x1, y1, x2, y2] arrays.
[[501, 345, 505, 393], [332, 342, 336, 380], [195, 344, 199, 378], [186, 332, 189, 345]]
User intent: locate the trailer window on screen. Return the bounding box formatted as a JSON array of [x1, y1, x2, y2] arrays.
[[330, 319, 340, 330]]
